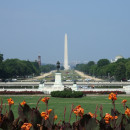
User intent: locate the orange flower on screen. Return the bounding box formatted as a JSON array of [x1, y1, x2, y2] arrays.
[[41, 109, 52, 120], [88, 112, 96, 118], [21, 123, 32, 130], [105, 120, 110, 124], [104, 113, 113, 124], [54, 115, 58, 120], [104, 113, 118, 124], [113, 116, 118, 120], [41, 97, 50, 104], [21, 100, 26, 106], [7, 98, 14, 105], [108, 93, 117, 101], [73, 105, 84, 117], [41, 112, 46, 117], [47, 109, 52, 114], [122, 99, 127, 104], [41, 112, 49, 120], [125, 108, 130, 117]]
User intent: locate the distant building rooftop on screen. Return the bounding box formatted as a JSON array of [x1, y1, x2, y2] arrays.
[[111, 55, 124, 63]]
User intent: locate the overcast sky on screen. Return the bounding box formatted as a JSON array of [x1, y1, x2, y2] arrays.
[[0, 0, 130, 64]]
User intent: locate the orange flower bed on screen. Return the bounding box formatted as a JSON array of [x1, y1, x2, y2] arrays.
[[0, 94, 130, 130]]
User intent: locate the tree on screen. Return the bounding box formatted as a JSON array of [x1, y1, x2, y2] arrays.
[[40, 64, 56, 73], [126, 61, 130, 80], [97, 59, 110, 67], [106, 63, 117, 77], [87, 61, 95, 66], [3, 59, 40, 78], [89, 65, 97, 76], [0, 54, 6, 79], [115, 62, 126, 81], [0, 54, 3, 63]]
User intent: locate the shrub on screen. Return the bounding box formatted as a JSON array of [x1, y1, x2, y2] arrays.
[[51, 90, 83, 98]]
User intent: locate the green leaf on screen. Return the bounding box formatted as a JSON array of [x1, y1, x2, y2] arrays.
[[0, 118, 13, 130], [85, 118, 99, 130], [80, 114, 91, 127], [125, 124, 130, 130], [18, 104, 31, 122], [122, 114, 128, 126], [115, 114, 122, 128], [30, 108, 42, 130], [110, 119, 114, 129], [8, 110, 14, 123]]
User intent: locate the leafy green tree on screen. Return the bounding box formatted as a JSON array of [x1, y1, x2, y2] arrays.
[[40, 64, 56, 73], [75, 64, 87, 73], [106, 63, 117, 77], [89, 65, 97, 76], [115, 62, 126, 81], [0, 54, 6, 79], [116, 58, 128, 64], [0, 54, 3, 63], [87, 61, 95, 67], [126, 61, 130, 80], [97, 59, 110, 67], [3, 59, 40, 78], [75, 58, 130, 81]]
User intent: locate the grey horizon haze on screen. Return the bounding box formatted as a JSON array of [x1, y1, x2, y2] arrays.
[[0, 1, 130, 64]]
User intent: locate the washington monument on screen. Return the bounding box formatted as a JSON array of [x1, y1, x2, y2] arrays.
[[64, 33, 69, 70]]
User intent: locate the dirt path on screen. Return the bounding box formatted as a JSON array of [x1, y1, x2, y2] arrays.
[[75, 70, 102, 81], [33, 71, 55, 79], [25, 70, 56, 81]]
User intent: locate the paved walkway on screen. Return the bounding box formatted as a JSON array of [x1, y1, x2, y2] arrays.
[[25, 70, 56, 81], [75, 70, 102, 81]]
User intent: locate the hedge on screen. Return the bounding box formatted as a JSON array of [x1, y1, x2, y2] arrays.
[[51, 90, 83, 98]]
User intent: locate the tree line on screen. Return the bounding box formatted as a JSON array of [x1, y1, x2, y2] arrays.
[[0, 54, 57, 80], [75, 58, 130, 81]]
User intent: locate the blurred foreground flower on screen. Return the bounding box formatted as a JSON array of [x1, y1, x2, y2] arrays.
[[21, 123, 32, 130], [54, 115, 58, 121], [108, 93, 117, 101], [7, 98, 14, 105], [122, 99, 127, 109], [20, 100, 26, 106], [125, 108, 130, 117], [122, 99, 127, 104], [73, 105, 84, 117], [41, 97, 50, 105], [104, 113, 118, 124], [41, 109, 52, 120], [88, 112, 97, 118]]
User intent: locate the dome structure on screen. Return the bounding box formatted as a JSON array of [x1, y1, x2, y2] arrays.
[[115, 55, 123, 61]]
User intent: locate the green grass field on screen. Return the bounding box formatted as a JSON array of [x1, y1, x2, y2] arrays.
[[44, 70, 82, 82], [0, 95, 130, 123]]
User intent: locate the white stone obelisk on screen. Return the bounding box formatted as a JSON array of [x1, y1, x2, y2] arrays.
[[64, 33, 69, 70]]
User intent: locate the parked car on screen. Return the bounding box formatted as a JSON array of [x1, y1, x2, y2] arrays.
[[11, 79, 17, 82]]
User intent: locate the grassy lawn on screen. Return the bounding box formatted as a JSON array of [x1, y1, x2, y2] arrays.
[[43, 70, 82, 82], [0, 95, 130, 123]]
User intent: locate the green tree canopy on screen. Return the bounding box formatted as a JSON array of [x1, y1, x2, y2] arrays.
[[0, 54, 3, 63], [115, 62, 126, 81], [97, 59, 110, 67]]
